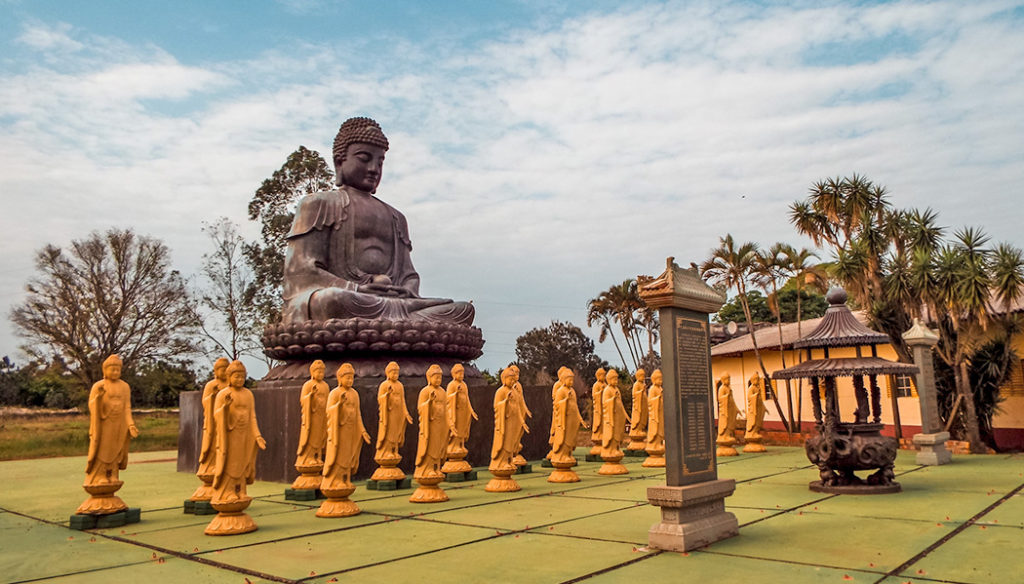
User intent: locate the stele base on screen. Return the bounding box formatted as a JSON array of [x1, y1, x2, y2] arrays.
[[77, 480, 128, 515], [647, 479, 738, 552], [292, 462, 324, 490], [913, 431, 952, 466], [547, 458, 580, 483], [410, 473, 449, 503], [317, 483, 360, 517], [205, 497, 257, 536], [598, 450, 628, 475], [485, 466, 521, 492]]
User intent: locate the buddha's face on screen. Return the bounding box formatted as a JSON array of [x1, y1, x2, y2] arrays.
[[636, 369, 645, 381], [338, 371, 354, 388], [652, 371, 662, 385], [596, 370, 606, 382], [311, 365, 325, 382], [452, 368, 464, 382], [562, 372, 575, 388], [606, 372, 619, 387], [338, 142, 385, 193], [104, 363, 121, 381], [214, 363, 228, 382], [386, 366, 399, 382], [428, 371, 443, 386], [229, 371, 246, 388]]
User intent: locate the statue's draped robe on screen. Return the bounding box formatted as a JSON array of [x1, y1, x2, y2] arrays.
[[550, 385, 583, 463], [85, 379, 134, 485], [717, 383, 739, 440], [446, 380, 476, 451], [197, 379, 226, 479], [590, 380, 605, 443], [646, 384, 665, 450], [296, 379, 330, 466], [746, 381, 765, 437], [414, 385, 448, 478], [490, 385, 522, 470], [322, 387, 367, 488], [212, 388, 262, 503], [375, 380, 409, 458], [601, 385, 628, 455], [630, 380, 648, 433]]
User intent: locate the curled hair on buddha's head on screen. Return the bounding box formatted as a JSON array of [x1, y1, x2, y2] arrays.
[[332, 117, 389, 182]]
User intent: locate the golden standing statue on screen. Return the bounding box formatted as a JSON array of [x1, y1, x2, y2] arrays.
[[371, 361, 413, 481], [548, 367, 585, 483], [293, 360, 330, 490], [588, 368, 606, 457], [205, 360, 267, 536], [743, 372, 767, 453], [643, 369, 666, 467], [442, 364, 478, 474], [510, 364, 531, 467], [599, 369, 629, 475], [486, 367, 523, 492], [192, 357, 229, 502], [318, 363, 372, 518], [77, 354, 139, 515], [716, 373, 741, 456], [410, 364, 450, 503], [626, 368, 648, 451]]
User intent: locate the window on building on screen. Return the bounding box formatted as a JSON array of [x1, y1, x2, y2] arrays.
[[889, 374, 915, 398]]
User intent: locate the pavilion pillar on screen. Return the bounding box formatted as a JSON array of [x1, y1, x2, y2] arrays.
[[902, 320, 951, 465], [638, 258, 737, 552]]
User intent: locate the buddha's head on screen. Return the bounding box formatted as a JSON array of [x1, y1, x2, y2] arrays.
[[651, 369, 663, 386], [213, 357, 230, 382], [510, 364, 520, 382], [310, 359, 326, 382], [451, 363, 465, 382], [227, 360, 247, 388], [427, 364, 443, 387], [332, 117, 389, 194], [336, 362, 355, 388], [720, 373, 731, 386], [500, 367, 516, 388], [102, 354, 122, 381], [606, 369, 619, 388], [385, 361, 400, 382], [558, 367, 574, 389], [595, 368, 606, 383], [635, 368, 646, 382]]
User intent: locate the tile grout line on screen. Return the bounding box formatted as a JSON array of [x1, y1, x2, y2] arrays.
[[871, 481, 1024, 584]]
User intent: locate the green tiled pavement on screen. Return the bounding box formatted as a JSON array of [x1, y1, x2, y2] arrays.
[[1, 448, 1020, 583]]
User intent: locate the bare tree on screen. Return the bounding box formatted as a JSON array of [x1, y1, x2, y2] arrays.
[[194, 218, 263, 361], [10, 228, 198, 386]]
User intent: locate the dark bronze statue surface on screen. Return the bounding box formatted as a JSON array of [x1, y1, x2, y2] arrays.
[[281, 117, 475, 326]]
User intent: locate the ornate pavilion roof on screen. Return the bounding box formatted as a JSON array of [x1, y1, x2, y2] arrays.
[[792, 287, 890, 349]]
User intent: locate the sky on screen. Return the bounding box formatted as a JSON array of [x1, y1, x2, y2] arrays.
[[1, 0, 1023, 377]]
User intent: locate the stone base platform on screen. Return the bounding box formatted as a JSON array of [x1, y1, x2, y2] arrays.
[[647, 479, 738, 553], [443, 470, 479, 483], [366, 477, 413, 491], [183, 500, 216, 515], [69, 508, 141, 531], [913, 431, 953, 466], [284, 488, 326, 501]]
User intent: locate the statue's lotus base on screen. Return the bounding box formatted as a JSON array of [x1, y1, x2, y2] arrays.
[[292, 463, 324, 490], [410, 474, 448, 503], [512, 454, 527, 467], [742, 438, 766, 453], [442, 458, 472, 474], [205, 498, 257, 536], [642, 455, 666, 468], [626, 433, 647, 452], [598, 450, 628, 475], [486, 466, 520, 492], [371, 464, 406, 482], [547, 459, 580, 483], [716, 445, 739, 457], [317, 484, 360, 517], [189, 478, 214, 501], [77, 481, 127, 515], [588, 444, 601, 456]]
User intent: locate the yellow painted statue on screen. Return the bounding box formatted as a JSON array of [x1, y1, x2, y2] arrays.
[[77, 354, 139, 515], [294, 359, 330, 490], [410, 364, 450, 502], [205, 360, 267, 536], [716, 373, 741, 456], [743, 372, 767, 453], [643, 369, 666, 468], [192, 357, 229, 501], [599, 369, 629, 475], [318, 363, 371, 517], [548, 367, 585, 483], [442, 363, 478, 474], [486, 367, 523, 492], [371, 361, 413, 481], [588, 368, 607, 457], [626, 368, 649, 451], [510, 364, 531, 467]]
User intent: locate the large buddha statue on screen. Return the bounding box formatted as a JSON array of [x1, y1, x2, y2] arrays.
[[281, 117, 475, 326]]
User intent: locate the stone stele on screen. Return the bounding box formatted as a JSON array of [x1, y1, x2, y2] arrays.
[[637, 257, 738, 552]]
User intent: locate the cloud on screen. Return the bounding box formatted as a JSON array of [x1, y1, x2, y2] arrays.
[[2, 1, 1023, 373]]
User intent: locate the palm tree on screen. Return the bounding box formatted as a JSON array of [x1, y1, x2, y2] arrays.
[[587, 292, 629, 372], [700, 235, 791, 431], [783, 246, 827, 430], [752, 243, 797, 433]]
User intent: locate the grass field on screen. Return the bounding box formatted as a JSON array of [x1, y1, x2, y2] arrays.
[[0, 411, 179, 460]]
